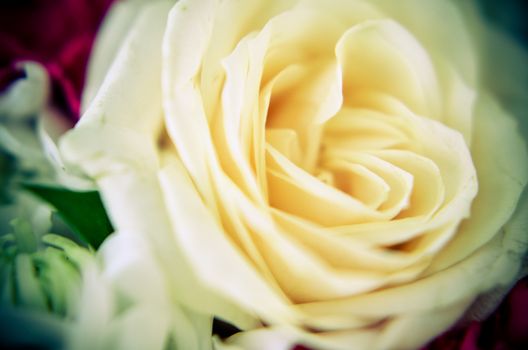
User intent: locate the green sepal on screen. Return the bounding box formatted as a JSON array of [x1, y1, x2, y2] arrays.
[[22, 183, 113, 249]]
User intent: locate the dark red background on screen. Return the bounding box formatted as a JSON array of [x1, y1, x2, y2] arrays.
[[0, 0, 114, 121]]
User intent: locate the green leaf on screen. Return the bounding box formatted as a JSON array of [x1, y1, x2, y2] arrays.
[[22, 183, 113, 249]]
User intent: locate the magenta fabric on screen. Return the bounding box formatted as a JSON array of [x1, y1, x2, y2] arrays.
[[0, 0, 115, 121]]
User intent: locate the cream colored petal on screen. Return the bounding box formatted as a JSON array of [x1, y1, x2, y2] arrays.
[[331, 215, 422, 240], [373, 149, 445, 219], [234, 188, 433, 304], [222, 326, 299, 350], [105, 305, 171, 350], [162, 0, 297, 209], [272, 209, 426, 272], [162, 0, 220, 210], [429, 95, 528, 272], [324, 92, 477, 251], [265, 62, 342, 128], [351, 92, 477, 211], [168, 305, 212, 350], [371, 0, 477, 87], [336, 19, 440, 116], [372, 298, 472, 350], [225, 324, 378, 350], [323, 108, 415, 152], [213, 337, 243, 350], [100, 232, 168, 307], [296, 231, 509, 318], [81, 1, 161, 110], [62, 0, 261, 328], [267, 145, 385, 226], [215, 26, 270, 203], [298, 0, 383, 29], [66, 1, 170, 172], [61, 124, 160, 181], [158, 153, 297, 326], [209, 171, 284, 295], [407, 116, 476, 209], [265, 129, 302, 166], [256, 7, 346, 173], [256, 64, 310, 199], [75, 1, 171, 135], [479, 187, 528, 291], [322, 161, 390, 209], [435, 61, 476, 145], [261, 6, 346, 84], [402, 222, 459, 257], [200, 0, 298, 119], [261, 63, 328, 174], [236, 202, 386, 303], [231, 296, 468, 350], [321, 151, 415, 220], [60, 0, 174, 243], [68, 264, 114, 350]]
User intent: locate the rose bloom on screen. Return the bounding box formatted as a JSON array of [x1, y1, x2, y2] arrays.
[[61, 0, 528, 349]]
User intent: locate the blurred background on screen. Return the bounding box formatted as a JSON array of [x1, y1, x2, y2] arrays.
[[477, 0, 528, 46]]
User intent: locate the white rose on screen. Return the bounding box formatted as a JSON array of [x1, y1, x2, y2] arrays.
[[61, 0, 528, 349]]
